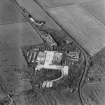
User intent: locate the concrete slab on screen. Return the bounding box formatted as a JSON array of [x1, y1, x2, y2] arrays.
[[48, 5, 105, 56], [80, 0, 105, 25], [0, 0, 25, 25]]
